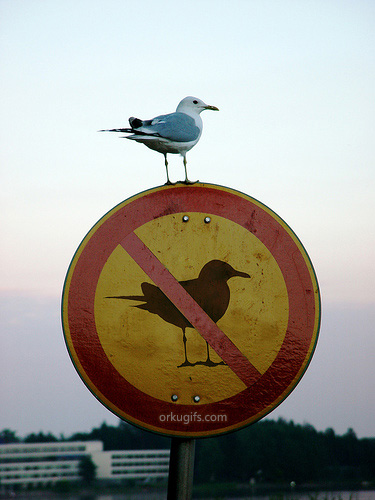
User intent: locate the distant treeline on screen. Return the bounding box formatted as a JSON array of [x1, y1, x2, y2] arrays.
[[1, 418, 375, 484]]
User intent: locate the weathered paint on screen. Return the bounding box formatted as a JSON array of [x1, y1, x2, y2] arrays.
[[61, 183, 321, 438]]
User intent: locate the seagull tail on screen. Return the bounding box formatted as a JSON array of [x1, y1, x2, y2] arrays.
[[98, 128, 159, 140], [98, 128, 133, 133]]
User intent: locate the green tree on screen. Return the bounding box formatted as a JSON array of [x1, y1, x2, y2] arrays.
[[0, 429, 19, 443], [78, 455, 97, 484], [196, 438, 226, 482], [24, 431, 58, 443]]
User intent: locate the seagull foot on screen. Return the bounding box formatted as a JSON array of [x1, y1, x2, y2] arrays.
[[181, 179, 199, 185], [165, 180, 176, 185]]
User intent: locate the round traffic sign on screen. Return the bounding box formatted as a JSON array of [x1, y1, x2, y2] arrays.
[[62, 183, 320, 437]]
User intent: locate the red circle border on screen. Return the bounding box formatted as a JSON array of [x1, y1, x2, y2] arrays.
[[62, 184, 320, 437]]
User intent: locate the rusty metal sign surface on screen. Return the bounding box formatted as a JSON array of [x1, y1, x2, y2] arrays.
[[62, 183, 320, 437]]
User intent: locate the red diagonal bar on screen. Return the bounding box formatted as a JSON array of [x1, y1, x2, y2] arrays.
[[120, 231, 261, 387]]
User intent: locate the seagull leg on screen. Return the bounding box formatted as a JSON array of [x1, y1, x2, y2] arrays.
[[183, 155, 191, 184], [182, 154, 198, 184], [164, 154, 173, 185]]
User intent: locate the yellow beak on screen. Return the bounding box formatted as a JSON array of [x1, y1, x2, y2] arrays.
[[204, 105, 219, 111]]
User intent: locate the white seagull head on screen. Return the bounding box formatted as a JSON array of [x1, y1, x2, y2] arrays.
[[176, 96, 219, 116]]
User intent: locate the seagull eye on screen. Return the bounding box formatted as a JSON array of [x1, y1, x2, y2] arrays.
[[193, 100, 198, 104]]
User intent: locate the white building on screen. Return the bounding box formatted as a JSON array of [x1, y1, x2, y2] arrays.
[[92, 449, 170, 481], [0, 441, 170, 489]]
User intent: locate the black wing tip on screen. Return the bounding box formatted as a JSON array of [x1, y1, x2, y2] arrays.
[[129, 117, 143, 129]]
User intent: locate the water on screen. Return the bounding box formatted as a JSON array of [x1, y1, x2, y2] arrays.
[[5, 490, 375, 500], [206, 493, 375, 500], [232, 493, 375, 500]]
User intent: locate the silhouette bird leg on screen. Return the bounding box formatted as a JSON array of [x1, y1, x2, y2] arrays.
[[205, 341, 211, 363], [203, 341, 226, 367], [178, 328, 194, 368], [164, 153, 173, 185]]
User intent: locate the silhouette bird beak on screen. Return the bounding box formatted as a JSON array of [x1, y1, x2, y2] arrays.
[[233, 270, 250, 279]]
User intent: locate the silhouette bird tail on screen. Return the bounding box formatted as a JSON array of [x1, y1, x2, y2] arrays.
[[105, 295, 145, 301], [106, 295, 149, 311]]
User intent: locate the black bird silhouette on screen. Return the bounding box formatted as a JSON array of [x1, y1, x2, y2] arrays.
[[106, 260, 250, 367]]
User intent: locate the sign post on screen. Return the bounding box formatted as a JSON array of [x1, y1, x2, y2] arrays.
[[167, 438, 195, 499], [62, 183, 320, 495]]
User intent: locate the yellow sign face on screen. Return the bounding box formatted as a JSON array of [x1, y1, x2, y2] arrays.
[[95, 212, 289, 405], [62, 183, 320, 437]]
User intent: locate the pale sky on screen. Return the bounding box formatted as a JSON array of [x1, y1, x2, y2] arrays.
[[1, 0, 375, 438]]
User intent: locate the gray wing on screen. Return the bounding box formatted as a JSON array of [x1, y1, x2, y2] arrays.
[[145, 112, 200, 142]]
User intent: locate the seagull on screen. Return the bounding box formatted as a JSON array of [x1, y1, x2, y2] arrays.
[[100, 96, 219, 184], [106, 260, 250, 368]]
